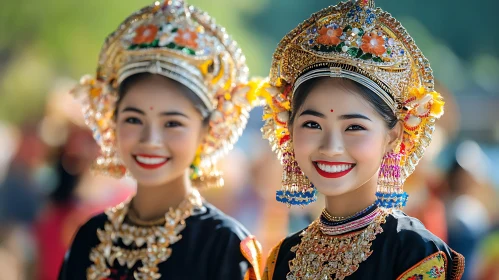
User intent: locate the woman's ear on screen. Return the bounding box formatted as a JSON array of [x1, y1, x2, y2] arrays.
[[386, 121, 403, 153]]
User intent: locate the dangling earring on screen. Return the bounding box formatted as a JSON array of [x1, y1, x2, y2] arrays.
[[192, 161, 224, 189], [376, 140, 408, 209], [276, 141, 317, 206], [92, 147, 127, 178], [91, 129, 127, 178]]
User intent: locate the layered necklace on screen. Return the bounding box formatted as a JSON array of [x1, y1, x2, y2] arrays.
[[287, 204, 389, 280], [87, 189, 203, 280]]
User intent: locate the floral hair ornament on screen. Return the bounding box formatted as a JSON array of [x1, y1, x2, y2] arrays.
[[259, 0, 444, 208], [71, 0, 264, 188]]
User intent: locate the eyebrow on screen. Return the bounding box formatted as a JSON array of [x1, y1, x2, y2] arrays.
[[299, 109, 372, 122], [121, 107, 144, 114], [121, 107, 189, 119], [160, 111, 189, 119], [339, 114, 372, 121], [299, 109, 326, 118]]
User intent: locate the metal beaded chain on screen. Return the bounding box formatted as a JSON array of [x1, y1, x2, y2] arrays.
[[320, 203, 376, 224]]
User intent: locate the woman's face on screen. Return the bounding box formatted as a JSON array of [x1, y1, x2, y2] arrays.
[[291, 78, 399, 197], [116, 75, 206, 187]]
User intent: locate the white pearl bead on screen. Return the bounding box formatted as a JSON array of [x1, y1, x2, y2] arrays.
[[406, 115, 421, 127], [277, 111, 289, 123]]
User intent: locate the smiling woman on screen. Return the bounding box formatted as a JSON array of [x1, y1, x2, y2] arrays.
[[259, 0, 464, 279], [115, 74, 208, 191], [58, 0, 263, 279], [291, 78, 400, 203]]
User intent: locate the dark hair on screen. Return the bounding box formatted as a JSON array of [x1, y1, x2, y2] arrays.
[[289, 77, 398, 129], [115, 73, 211, 125]]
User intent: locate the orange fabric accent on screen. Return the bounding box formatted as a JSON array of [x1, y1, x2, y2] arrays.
[[450, 249, 465, 280], [240, 235, 263, 280], [262, 239, 284, 280], [396, 251, 448, 280]]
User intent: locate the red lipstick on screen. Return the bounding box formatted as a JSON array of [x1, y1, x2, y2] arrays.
[[133, 154, 169, 170], [313, 161, 355, 178]]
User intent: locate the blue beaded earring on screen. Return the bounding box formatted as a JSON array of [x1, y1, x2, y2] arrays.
[[276, 142, 317, 206], [376, 142, 408, 209]]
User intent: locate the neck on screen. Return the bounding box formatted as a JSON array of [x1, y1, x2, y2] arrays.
[[324, 175, 377, 218], [131, 171, 193, 221]]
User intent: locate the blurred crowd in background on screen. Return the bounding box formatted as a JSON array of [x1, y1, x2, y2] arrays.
[[1, 0, 498, 279]]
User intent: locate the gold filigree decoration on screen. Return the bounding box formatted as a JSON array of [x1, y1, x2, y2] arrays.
[[87, 189, 203, 280], [287, 209, 389, 280]]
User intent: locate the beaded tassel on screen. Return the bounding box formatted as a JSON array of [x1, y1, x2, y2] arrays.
[[276, 142, 316, 206], [376, 151, 408, 209]]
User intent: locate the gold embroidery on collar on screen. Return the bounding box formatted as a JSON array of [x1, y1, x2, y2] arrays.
[[287, 209, 388, 280], [87, 189, 202, 280]]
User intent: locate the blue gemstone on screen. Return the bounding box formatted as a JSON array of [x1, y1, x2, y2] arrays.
[[309, 39, 314, 44]]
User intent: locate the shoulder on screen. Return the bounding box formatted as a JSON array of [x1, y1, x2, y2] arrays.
[[278, 227, 305, 254], [59, 212, 108, 279], [69, 212, 107, 246], [194, 203, 263, 279], [267, 227, 306, 269], [194, 202, 251, 240], [194, 203, 261, 258], [384, 210, 465, 280], [262, 226, 307, 280], [384, 210, 450, 257]]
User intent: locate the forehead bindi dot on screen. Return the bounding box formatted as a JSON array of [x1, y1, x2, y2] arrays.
[[330, 109, 334, 113], [150, 106, 154, 111]]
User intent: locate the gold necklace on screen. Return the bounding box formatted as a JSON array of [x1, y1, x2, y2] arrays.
[[287, 209, 389, 280], [87, 189, 203, 280], [127, 206, 166, 227], [321, 203, 376, 222]]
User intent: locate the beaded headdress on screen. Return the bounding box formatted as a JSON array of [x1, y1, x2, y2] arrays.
[[260, 0, 444, 206], [71, 0, 262, 188]]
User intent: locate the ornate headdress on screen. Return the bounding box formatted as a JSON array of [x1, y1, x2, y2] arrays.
[[260, 0, 444, 207], [72, 0, 262, 188]]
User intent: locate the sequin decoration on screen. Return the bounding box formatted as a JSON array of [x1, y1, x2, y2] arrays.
[[86, 189, 203, 280], [397, 252, 447, 280], [286, 209, 388, 280]]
